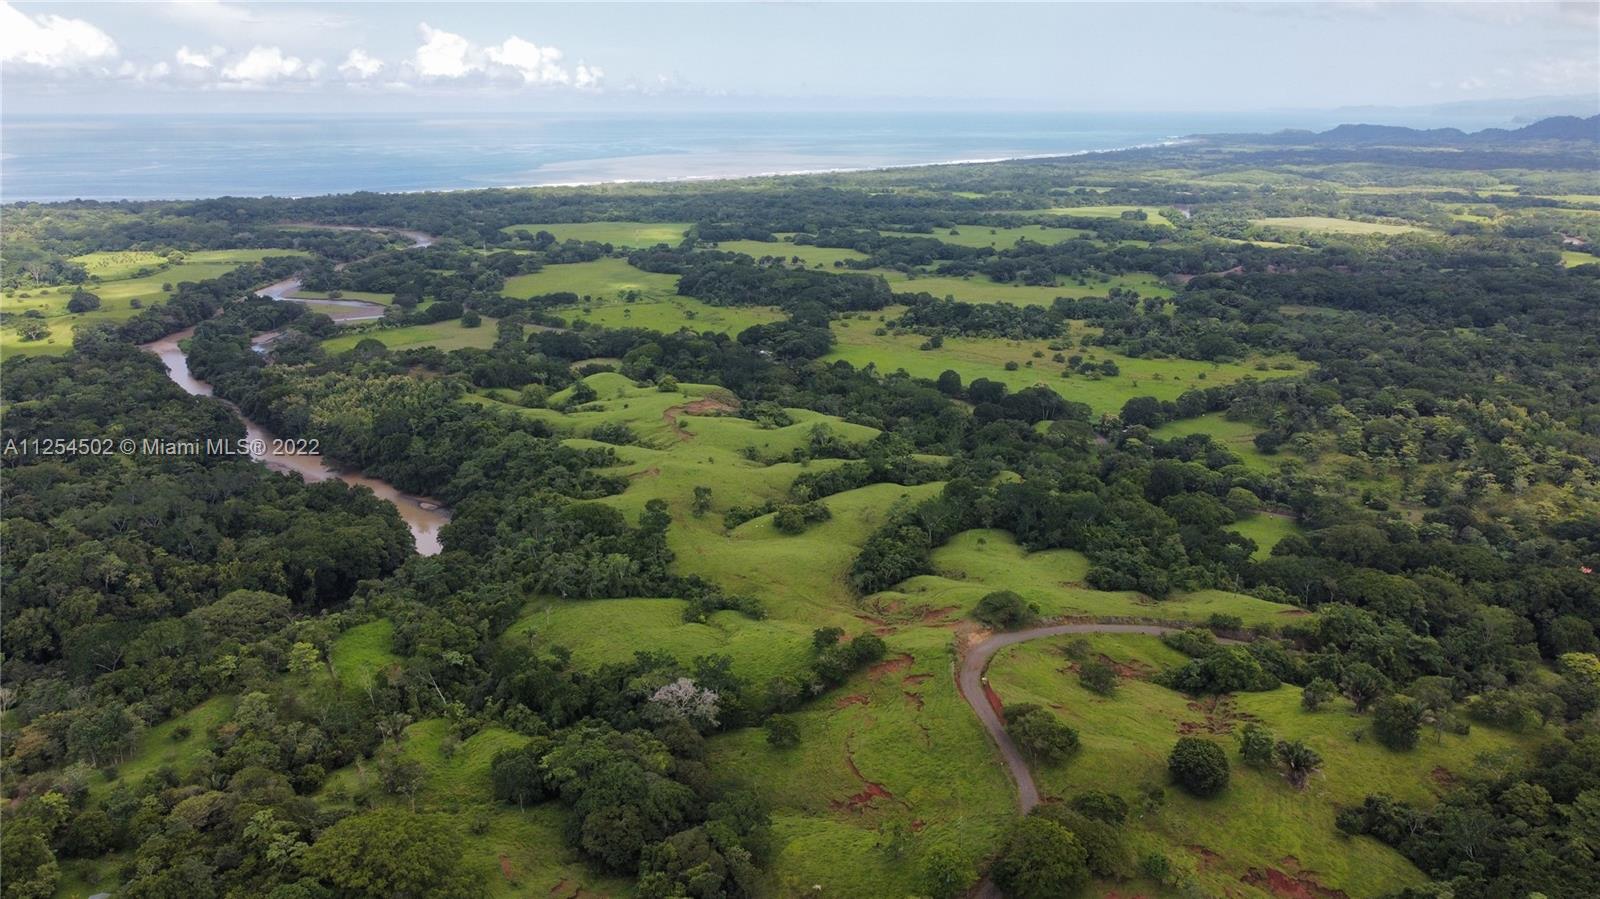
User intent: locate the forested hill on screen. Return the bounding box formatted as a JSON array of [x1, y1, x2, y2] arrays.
[[1197, 113, 1600, 146]]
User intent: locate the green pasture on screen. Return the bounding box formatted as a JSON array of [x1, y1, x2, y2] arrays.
[[1252, 216, 1421, 236], [501, 257, 681, 301], [825, 323, 1304, 415], [89, 695, 237, 799], [550, 294, 785, 334], [878, 269, 1173, 305], [872, 529, 1301, 627], [880, 224, 1091, 249], [1561, 249, 1598, 267], [709, 239, 872, 269], [498, 221, 692, 247], [328, 619, 402, 688], [1020, 205, 1175, 226], [987, 633, 1540, 898], [321, 318, 501, 353], [1152, 413, 1282, 473], [2, 249, 308, 357]]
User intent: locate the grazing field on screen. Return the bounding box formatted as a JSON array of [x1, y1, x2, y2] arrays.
[[986, 633, 1539, 897], [709, 239, 872, 269], [498, 221, 692, 247], [501, 256, 680, 300], [826, 322, 1305, 415], [321, 317, 500, 353], [880, 224, 1091, 249], [1, 248, 308, 356], [708, 624, 1015, 897], [1252, 216, 1421, 235], [319, 718, 635, 899], [873, 529, 1301, 627], [1561, 249, 1598, 267], [1228, 511, 1301, 559], [328, 619, 402, 687], [549, 294, 785, 334], [878, 269, 1174, 305], [1152, 413, 1283, 473], [1021, 205, 1175, 226]]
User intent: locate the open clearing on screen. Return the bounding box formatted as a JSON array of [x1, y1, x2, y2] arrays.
[[986, 633, 1538, 897], [826, 322, 1304, 414], [498, 221, 692, 247], [709, 239, 873, 269], [551, 294, 785, 334], [501, 256, 681, 301], [1252, 216, 1421, 236], [880, 224, 1092, 249], [322, 317, 501, 353], [2, 249, 308, 356], [878, 269, 1173, 305]]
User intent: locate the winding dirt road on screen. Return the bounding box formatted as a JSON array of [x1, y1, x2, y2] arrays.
[[957, 622, 1194, 812]]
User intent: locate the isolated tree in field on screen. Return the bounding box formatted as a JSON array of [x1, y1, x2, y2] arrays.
[[1410, 676, 1457, 744], [18, 320, 49, 341], [990, 817, 1090, 899], [691, 486, 713, 517], [304, 808, 478, 899], [764, 716, 799, 748], [1239, 722, 1275, 767], [918, 844, 977, 899], [1301, 677, 1337, 711], [1275, 739, 1323, 789], [1078, 658, 1118, 696], [1168, 737, 1230, 797], [1372, 695, 1425, 750], [66, 289, 101, 313], [973, 590, 1038, 630], [936, 369, 963, 395], [1342, 662, 1391, 712], [1004, 703, 1080, 764], [646, 677, 720, 731]]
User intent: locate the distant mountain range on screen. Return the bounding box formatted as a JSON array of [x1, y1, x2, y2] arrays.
[[1201, 115, 1600, 146]]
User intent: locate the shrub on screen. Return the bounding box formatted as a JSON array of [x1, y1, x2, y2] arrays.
[[1078, 658, 1118, 696], [1301, 677, 1337, 711], [973, 590, 1039, 630], [1238, 722, 1274, 767], [66, 289, 101, 313], [764, 716, 800, 749], [1069, 790, 1129, 825], [1168, 737, 1229, 797], [1004, 703, 1080, 764], [990, 817, 1089, 899], [1372, 695, 1424, 750]]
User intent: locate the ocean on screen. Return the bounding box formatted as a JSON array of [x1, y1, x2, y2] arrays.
[[0, 110, 1515, 203]]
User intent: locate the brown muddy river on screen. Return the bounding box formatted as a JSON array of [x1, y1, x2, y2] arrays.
[[140, 227, 448, 554]]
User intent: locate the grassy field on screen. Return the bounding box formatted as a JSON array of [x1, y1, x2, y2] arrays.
[[871, 529, 1303, 627], [1561, 249, 1598, 267], [880, 224, 1091, 249], [986, 633, 1539, 897], [2, 249, 308, 357], [878, 269, 1173, 305], [88, 695, 237, 799], [1152, 413, 1283, 473], [549, 294, 786, 334], [825, 323, 1305, 415], [501, 257, 681, 301], [319, 717, 635, 899], [321, 318, 501, 353], [1020, 205, 1175, 226], [498, 221, 692, 247], [1229, 512, 1301, 560], [328, 619, 402, 688], [708, 624, 1015, 897], [709, 239, 873, 269], [1252, 216, 1421, 236]]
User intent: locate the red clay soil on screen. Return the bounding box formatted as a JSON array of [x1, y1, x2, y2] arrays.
[[902, 673, 932, 686], [627, 466, 661, 479], [835, 694, 869, 709], [921, 605, 959, 623], [903, 691, 925, 710], [869, 653, 915, 679], [1178, 695, 1254, 735], [499, 855, 514, 880], [982, 681, 1006, 717], [662, 397, 737, 439], [1186, 845, 1223, 869], [831, 742, 906, 813], [1429, 765, 1459, 789], [1241, 857, 1349, 899]]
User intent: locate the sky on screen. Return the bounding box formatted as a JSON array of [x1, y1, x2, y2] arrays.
[[3, 1, 1598, 116]]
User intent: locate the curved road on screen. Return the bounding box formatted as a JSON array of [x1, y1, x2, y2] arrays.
[[957, 622, 1194, 812]]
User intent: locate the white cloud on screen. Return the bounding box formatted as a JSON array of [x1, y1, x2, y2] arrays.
[[339, 48, 384, 79], [0, 1, 118, 68], [486, 36, 567, 84], [222, 45, 308, 83], [176, 46, 213, 69], [1527, 56, 1599, 89], [409, 22, 600, 88], [415, 23, 475, 78]]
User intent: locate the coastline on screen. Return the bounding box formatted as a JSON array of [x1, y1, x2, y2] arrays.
[[0, 137, 1189, 204]]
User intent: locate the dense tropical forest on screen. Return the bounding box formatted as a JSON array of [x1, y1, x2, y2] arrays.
[[3, 119, 1599, 899]]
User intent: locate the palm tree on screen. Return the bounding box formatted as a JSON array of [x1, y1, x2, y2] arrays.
[[1275, 739, 1323, 789]]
